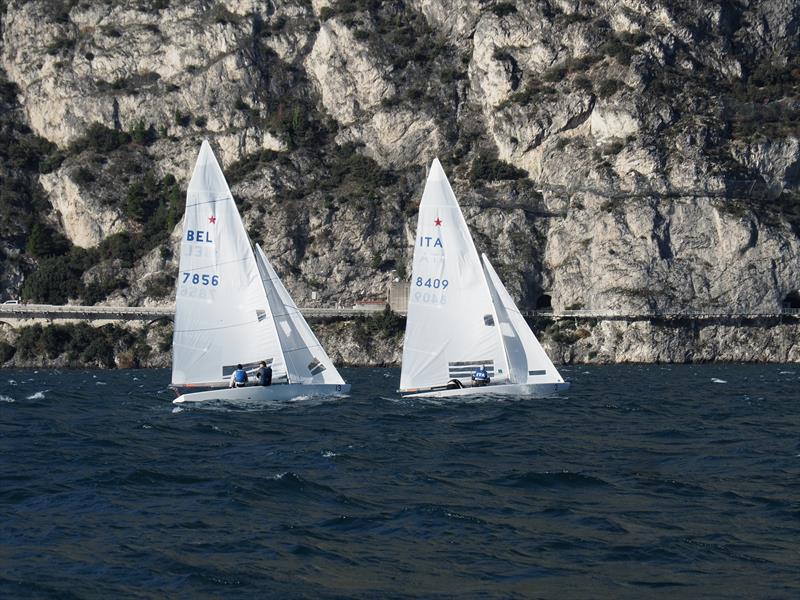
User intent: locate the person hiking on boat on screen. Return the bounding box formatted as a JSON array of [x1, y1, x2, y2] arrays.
[[229, 364, 248, 388], [471, 365, 490, 387], [256, 360, 272, 387]]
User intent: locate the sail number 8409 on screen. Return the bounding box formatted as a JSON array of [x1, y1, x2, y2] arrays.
[[415, 277, 448, 289], [182, 272, 220, 286]]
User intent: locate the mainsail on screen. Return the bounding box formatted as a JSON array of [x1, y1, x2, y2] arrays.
[[171, 141, 285, 386], [400, 159, 509, 391], [254, 244, 345, 385]]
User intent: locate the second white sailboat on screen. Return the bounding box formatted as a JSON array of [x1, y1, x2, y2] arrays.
[[399, 159, 569, 398]]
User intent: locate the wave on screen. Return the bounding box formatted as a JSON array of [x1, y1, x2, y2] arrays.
[[25, 391, 47, 400], [0, 395, 14, 402], [232, 471, 364, 507], [491, 471, 610, 489], [90, 468, 212, 487]]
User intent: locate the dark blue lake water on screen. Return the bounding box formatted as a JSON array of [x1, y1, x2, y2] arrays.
[[1, 365, 798, 599]]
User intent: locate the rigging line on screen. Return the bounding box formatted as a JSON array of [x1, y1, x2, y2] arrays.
[[174, 319, 266, 333], [185, 195, 233, 209], [281, 343, 326, 354], [178, 254, 252, 272]]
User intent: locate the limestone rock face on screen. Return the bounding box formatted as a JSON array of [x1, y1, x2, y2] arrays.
[[305, 20, 395, 127], [39, 172, 127, 248], [1, 0, 800, 365], [1, 1, 270, 150], [546, 195, 800, 313], [410, 0, 483, 42]]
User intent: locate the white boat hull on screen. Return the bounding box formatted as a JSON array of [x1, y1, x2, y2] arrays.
[[173, 383, 351, 404], [402, 381, 570, 399]]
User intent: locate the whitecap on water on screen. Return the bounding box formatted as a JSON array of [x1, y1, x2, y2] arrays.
[[95, 381, 107, 386], [171, 406, 183, 414], [0, 395, 15, 403], [711, 378, 727, 384], [322, 450, 337, 458], [26, 391, 47, 400]]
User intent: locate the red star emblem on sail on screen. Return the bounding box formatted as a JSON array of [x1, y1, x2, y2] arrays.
[[434, 217, 442, 226], [208, 215, 216, 224]]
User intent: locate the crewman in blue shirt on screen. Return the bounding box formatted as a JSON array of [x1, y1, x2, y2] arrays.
[[472, 365, 490, 387], [229, 364, 248, 388]]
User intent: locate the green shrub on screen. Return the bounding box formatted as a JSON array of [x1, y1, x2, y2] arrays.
[[21, 255, 85, 304], [144, 273, 175, 299], [596, 78, 622, 97], [470, 155, 528, 182], [47, 35, 75, 56], [0, 341, 15, 363], [351, 307, 405, 349], [130, 120, 157, 145], [82, 277, 125, 305], [25, 223, 71, 258], [70, 122, 131, 154], [491, 2, 517, 17], [71, 166, 95, 185], [174, 110, 191, 127], [124, 171, 183, 236], [15, 324, 45, 360], [98, 232, 138, 267]]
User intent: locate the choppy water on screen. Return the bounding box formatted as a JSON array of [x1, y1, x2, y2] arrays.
[[1, 365, 798, 599]]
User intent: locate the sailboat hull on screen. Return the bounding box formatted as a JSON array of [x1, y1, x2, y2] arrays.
[[402, 381, 570, 399], [173, 383, 351, 404]]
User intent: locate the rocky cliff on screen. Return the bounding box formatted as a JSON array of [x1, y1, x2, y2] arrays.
[[1, 0, 800, 365]]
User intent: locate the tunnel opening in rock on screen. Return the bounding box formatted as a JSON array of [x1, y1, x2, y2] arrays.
[[535, 294, 552, 310], [784, 291, 800, 309]]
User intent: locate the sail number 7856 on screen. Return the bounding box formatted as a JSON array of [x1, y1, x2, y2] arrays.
[[415, 277, 448, 289], [182, 272, 220, 286]]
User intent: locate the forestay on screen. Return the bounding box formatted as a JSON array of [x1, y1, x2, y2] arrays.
[[400, 159, 509, 391], [254, 245, 345, 385], [481, 255, 565, 384], [171, 141, 285, 387]]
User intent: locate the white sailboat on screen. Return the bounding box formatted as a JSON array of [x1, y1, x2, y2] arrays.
[[171, 141, 350, 403], [399, 158, 569, 398]]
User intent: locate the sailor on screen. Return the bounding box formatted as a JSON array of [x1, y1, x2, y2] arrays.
[[256, 360, 272, 387], [471, 365, 490, 387], [229, 364, 248, 388]]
